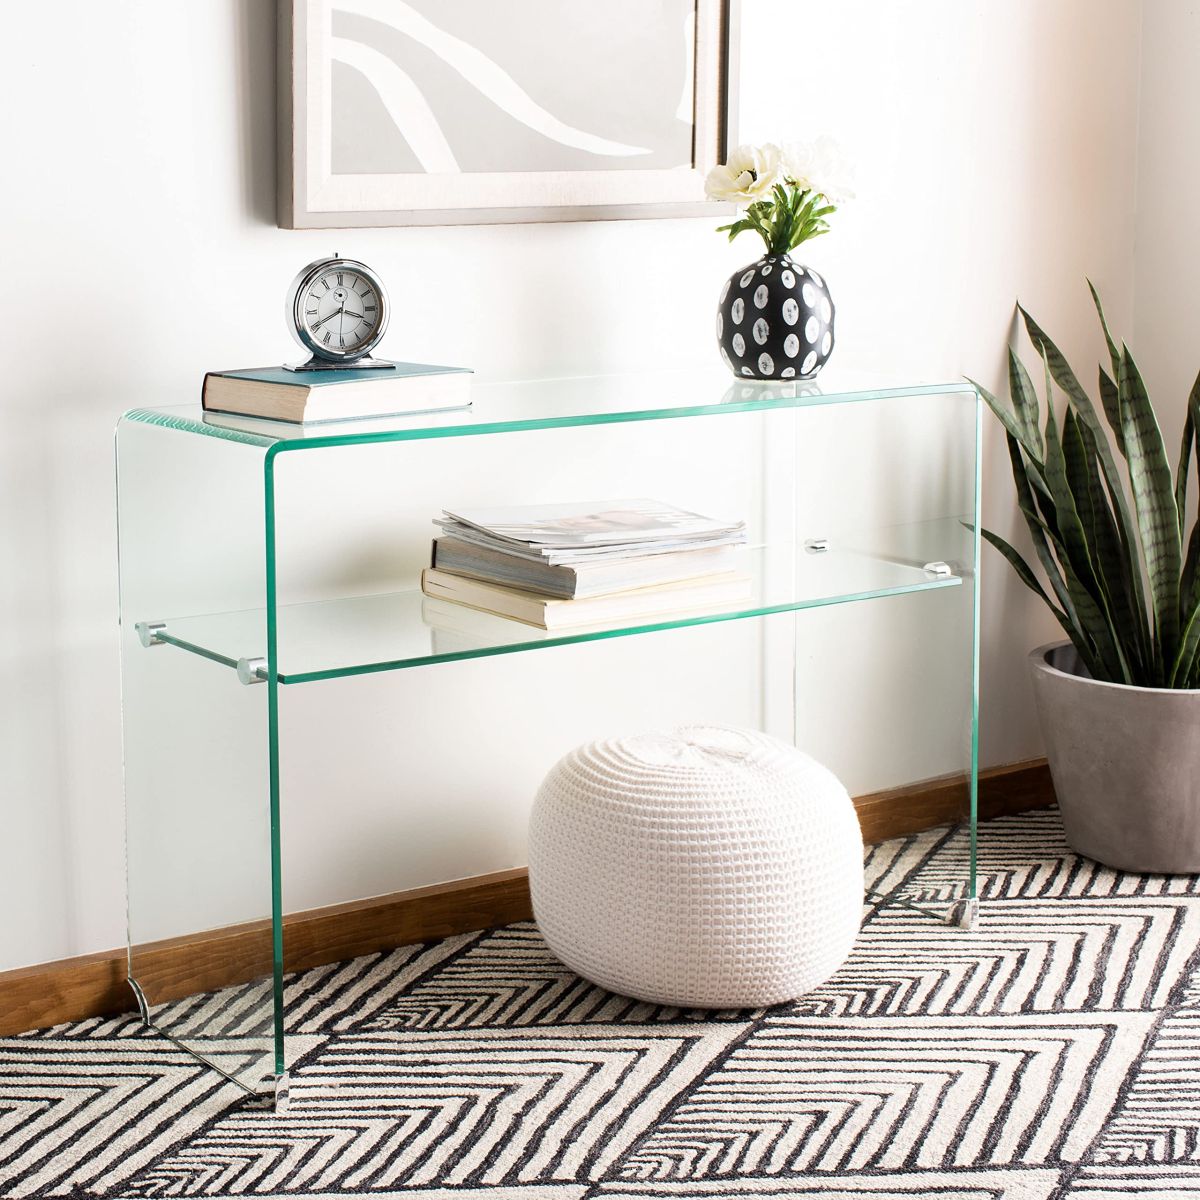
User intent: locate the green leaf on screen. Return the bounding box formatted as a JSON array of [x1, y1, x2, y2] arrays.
[[1097, 367, 1126, 457], [1169, 592, 1200, 686], [1042, 366, 1131, 682], [1183, 518, 1200, 617], [976, 527, 1051, 604], [1061, 410, 1094, 531], [1088, 280, 1121, 381], [977, 527, 1091, 663], [1175, 369, 1200, 543], [1118, 344, 1182, 664], [1007, 348, 1043, 457], [789, 225, 828, 250], [1064, 411, 1148, 681], [1096, 364, 1147, 662], [1021, 305, 1150, 637], [977, 526, 1065, 616], [1180, 374, 1200, 624], [968, 376, 1046, 472], [1003, 432, 1076, 624], [1022, 306, 1113, 444], [1177, 399, 1195, 544]]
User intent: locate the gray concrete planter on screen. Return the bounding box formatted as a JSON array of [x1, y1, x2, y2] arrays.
[[1029, 641, 1200, 873]]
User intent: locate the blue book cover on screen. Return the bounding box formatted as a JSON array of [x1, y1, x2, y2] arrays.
[[216, 363, 471, 388], [202, 361, 473, 424]]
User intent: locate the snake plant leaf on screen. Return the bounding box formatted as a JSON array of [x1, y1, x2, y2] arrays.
[[1088, 280, 1122, 382], [1004, 432, 1077, 624], [1084, 418, 1153, 676], [1021, 307, 1096, 415], [1064, 410, 1148, 681], [1017, 492, 1122, 678], [970, 375, 1052, 499], [976, 527, 1056, 609], [982, 289, 1200, 686], [1098, 367, 1126, 457], [1170, 592, 1200, 686], [1057, 551, 1131, 683], [1027, 460, 1066, 541], [1022, 305, 1149, 626], [970, 375, 1029, 447], [1184, 518, 1200, 614], [1183, 449, 1200, 631], [1177, 404, 1194, 544], [1033, 349, 1071, 545], [1170, 550, 1200, 685], [1175, 368, 1200, 543], [1007, 348, 1043, 456], [1042, 370, 1131, 681], [1178, 371, 1200, 611], [1023, 305, 1124, 464], [1095, 368, 1145, 637], [1118, 344, 1182, 662], [1182, 508, 1200, 633], [976, 528, 1090, 667], [1062, 409, 1096, 530]]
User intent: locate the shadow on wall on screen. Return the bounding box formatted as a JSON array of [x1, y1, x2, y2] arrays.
[[234, 0, 277, 226]]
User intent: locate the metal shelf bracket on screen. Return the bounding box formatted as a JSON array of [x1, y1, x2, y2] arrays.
[[135, 620, 167, 648], [237, 657, 268, 686]]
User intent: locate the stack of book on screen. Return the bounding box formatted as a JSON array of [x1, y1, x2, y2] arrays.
[[420, 499, 751, 630], [202, 362, 472, 424]]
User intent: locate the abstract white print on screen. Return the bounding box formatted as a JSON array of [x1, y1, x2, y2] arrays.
[[328, 0, 698, 176]]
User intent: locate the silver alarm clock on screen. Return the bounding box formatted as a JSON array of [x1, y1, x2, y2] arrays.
[[284, 255, 395, 371]]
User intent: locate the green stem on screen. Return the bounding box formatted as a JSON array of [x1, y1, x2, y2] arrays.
[[725, 183, 836, 257]]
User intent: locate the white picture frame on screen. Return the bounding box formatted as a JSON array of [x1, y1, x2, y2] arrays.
[[277, 0, 740, 229]]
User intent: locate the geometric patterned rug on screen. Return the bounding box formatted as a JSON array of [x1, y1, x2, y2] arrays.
[[4, 809, 1200, 1198]]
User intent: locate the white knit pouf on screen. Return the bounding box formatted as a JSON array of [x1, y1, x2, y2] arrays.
[[528, 725, 864, 1008]]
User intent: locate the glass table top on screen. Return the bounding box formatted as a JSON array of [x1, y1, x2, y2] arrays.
[[123, 366, 976, 450], [148, 537, 963, 685]]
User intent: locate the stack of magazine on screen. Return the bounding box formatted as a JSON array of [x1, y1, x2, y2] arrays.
[[420, 499, 751, 630]]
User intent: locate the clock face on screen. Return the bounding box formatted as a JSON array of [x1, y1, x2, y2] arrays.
[[295, 262, 385, 359]]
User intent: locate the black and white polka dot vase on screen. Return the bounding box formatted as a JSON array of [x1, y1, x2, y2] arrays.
[[716, 255, 835, 381]]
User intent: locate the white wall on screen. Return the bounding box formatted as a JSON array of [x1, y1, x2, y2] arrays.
[[1133, 0, 1199, 418], [0, 0, 1145, 970]]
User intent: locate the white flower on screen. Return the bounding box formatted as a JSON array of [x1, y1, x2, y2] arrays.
[[780, 141, 817, 190], [781, 135, 856, 202], [704, 143, 783, 204]]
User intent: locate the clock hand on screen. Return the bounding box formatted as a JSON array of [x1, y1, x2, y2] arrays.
[[312, 309, 344, 330]]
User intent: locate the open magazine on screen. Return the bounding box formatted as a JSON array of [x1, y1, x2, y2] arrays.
[[435, 498, 747, 565]]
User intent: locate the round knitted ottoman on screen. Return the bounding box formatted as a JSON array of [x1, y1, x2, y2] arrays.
[[528, 725, 863, 1008]]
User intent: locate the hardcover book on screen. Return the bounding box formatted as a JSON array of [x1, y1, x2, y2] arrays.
[[420, 567, 752, 631], [432, 535, 745, 600], [202, 362, 472, 424]]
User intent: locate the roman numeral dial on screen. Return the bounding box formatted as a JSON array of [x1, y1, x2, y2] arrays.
[[289, 258, 388, 363]]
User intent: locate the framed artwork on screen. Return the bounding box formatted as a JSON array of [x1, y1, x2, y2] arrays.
[[277, 0, 739, 228]]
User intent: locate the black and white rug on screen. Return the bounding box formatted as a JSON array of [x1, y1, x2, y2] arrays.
[[4, 810, 1200, 1198]]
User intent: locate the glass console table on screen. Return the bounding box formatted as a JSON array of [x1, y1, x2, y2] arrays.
[[116, 366, 981, 1106]]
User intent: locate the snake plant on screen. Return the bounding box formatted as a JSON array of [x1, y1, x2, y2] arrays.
[[974, 284, 1200, 688]]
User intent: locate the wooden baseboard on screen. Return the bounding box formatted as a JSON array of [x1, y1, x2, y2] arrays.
[[854, 757, 1054, 843], [0, 949, 132, 1041], [0, 868, 532, 1038], [0, 760, 1055, 1037]]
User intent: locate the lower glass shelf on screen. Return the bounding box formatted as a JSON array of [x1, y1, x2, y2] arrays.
[[140, 537, 965, 685]]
